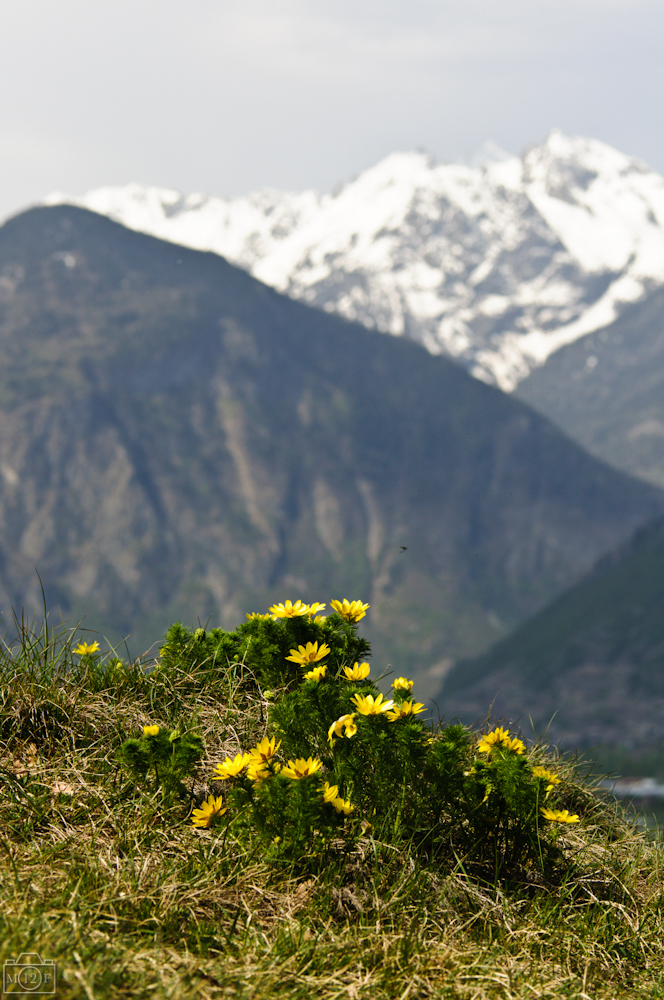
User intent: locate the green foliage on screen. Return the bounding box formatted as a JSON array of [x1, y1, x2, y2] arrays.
[[197, 601, 582, 877], [159, 613, 370, 691], [118, 724, 204, 806]]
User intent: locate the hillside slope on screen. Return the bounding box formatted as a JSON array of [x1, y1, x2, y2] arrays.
[[439, 517, 664, 748], [1, 205, 663, 696], [515, 286, 664, 488]]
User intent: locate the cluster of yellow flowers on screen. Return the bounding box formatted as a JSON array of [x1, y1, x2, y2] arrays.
[[213, 736, 282, 785], [477, 726, 526, 756], [321, 781, 354, 816], [324, 693, 425, 745], [194, 736, 356, 828], [476, 727, 578, 824], [247, 598, 371, 624], [328, 713, 358, 742]]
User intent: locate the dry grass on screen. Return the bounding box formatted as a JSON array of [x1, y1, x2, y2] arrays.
[[1, 619, 663, 999]]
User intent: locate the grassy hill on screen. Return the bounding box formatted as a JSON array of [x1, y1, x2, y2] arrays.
[[1, 610, 663, 999]]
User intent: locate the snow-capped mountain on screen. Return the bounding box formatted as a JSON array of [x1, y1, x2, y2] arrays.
[[46, 130, 664, 390]]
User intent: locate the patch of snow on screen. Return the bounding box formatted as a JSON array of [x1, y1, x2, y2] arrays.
[[45, 130, 664, 390]]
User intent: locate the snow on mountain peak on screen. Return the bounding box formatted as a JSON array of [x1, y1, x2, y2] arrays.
[[45, 131, 664, 390]]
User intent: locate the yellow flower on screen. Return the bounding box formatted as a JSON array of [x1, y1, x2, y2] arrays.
[[386, 700, 426, 722], [281, 757, 323, 780], [303, 665, 327, 682], [343, 662, 371, 681], [247, 761, 269, 782], [330, 599, 370, 622], [248, 736, 281, 764], [307, 602, 326, 616], [269, 600, 310, 618], [327, 713, 358, 743], [143, 725, 160, 736], [391, 677, 414, 693], [350, 692, 394, 716], [333, 797, 355, 816], [74, 641, 100, 656], [191, 794, 227, 828], [246, 612, 273, 621], [541, 807, 580, 824], [532, 766, 562, 793], [214, 752, 252, 779], [286, 641, 331, 666], [321, 780, 339, 803], [477, 727, 525, 755]]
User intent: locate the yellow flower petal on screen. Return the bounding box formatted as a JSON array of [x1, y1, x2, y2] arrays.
[[350, 693, 394, 716], [214, 752, 252, 779], [281, 757, 323, 779], [285, 641, 331, 666], [532, 766, 562, 792], [73, 641, 100, 656], [321, 781, 339, 803], [191, 794, 227, 828], [386, 700, 426, 722], [332, 797, 355, 816], [269, 600, 310, 618], [343, 662, 371, 681], [248, 736, 281, 763], [328, 714, 357, 743], [330, 599, 370, 623], [303, 665, 327, 682], [477, 727, 525, 755], [540, 807, 580, 824]]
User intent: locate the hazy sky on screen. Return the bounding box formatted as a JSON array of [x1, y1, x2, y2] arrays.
[[1, 0, 663, 221]]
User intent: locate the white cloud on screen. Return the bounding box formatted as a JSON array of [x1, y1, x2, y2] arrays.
[[0, 0, 663, 221]]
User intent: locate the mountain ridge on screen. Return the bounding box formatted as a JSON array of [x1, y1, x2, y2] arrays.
[[44, 130, 664, 391]]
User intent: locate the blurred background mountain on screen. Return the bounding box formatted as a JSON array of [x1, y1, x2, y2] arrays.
[[437, 517, 664, 773], [2, 204, 663, 705]]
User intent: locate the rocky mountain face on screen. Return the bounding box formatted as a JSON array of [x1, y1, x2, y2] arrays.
[[439, 517, 664, 753], [515, 286, 664, 489], [1, 205, 664, 698], [46, 130, 664, 392]]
